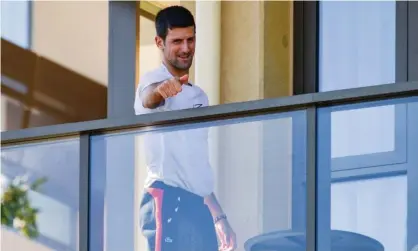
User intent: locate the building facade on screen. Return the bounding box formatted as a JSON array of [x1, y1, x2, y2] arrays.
[[1, 1, 418, 251]]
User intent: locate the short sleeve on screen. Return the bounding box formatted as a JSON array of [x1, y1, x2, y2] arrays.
[[138, 69, 169, 95], [134, 68, 172, 115]]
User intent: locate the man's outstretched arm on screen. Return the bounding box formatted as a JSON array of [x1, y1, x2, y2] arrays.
[[140, 81, 165, 109], [140, 75, 189, 109]]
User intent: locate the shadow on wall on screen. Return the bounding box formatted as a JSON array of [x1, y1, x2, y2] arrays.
[[1, 39, 107, 131]]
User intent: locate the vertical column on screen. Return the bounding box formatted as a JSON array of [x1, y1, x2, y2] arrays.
[[105, 2, 137, 251], [195, 0, 221, 106], [263, 1, 294, 98], [108, 1, 137, 117], [194, 0, 222, 197], [220, 1, 264, 103], [262, 1, 295, 234], [105, 136, 136, 251], [218, 3, 265, 248], [219, 1, 295, 247]]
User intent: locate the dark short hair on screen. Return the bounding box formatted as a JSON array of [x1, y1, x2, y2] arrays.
[[155, 5, 195, 41]]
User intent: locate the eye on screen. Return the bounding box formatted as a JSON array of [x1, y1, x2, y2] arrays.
[[173, 39, 182, 44]]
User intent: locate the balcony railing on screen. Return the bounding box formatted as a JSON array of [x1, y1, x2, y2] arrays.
[[1, 82, 418, 251]]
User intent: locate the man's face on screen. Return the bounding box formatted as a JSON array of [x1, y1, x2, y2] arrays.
[[156, 26, 196, 70]]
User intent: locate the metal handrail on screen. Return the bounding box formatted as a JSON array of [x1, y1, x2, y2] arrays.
[[1, 81, 418, 145]]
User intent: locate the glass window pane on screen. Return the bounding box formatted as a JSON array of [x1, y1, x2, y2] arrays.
[[1, 138, 80, 251], [1, 0, 31, 48], [319, 1, 396, 92], [330, 104, 398, 161], [1, 1, 108, 132], [319, 0, 401, 170], [331, 176, 407, 251], [317, 97, 418, 251], [1, 93, 25, 131], [89, 111, 307, 251]]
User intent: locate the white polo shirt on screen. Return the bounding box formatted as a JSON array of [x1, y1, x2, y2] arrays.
[[134, 64, 214, 197]]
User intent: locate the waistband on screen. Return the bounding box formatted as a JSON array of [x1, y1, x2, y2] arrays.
[[149, 181, 205, 204]]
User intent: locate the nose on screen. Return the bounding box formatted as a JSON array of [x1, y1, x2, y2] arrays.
[[180, 40, 190, 53]]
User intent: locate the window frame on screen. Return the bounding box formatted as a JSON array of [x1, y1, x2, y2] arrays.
[[293, 1, 415, 178], [293, 1, 410, 95], [294, 2, 418, 250]]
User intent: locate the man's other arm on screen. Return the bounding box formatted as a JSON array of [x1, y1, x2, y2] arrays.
[[204, 193, 225, 219], [205, 193, 237, 250]]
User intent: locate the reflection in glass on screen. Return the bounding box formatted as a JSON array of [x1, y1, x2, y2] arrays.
[[1, 38, 107, 132], [318, 97, 418, 251], [331, 176, 406, 251], [1, 94, 25, 131], [328, 103, 403, 171], [90, 111, 307, 251], [1, 138, 80, 251], [319, 1, 396, 91], [331, 105, 396, 158]]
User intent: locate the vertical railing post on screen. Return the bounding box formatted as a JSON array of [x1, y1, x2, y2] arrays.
[[306, 106, 317, 251], [408, 1, 418, 81], [108, 1, 137, 118], [315, 106, 332, 251], [79, 132, 91, 251]]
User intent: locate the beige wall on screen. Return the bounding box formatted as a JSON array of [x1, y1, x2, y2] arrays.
[[138, 15, 162, 78], [221, 1, 264, 103], [264, 1, 293, 98], [32, 1, 109, 86], [221, 1, 293, 103]]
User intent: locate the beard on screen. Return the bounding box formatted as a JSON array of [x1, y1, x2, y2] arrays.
[[169, 55, 193, 70]]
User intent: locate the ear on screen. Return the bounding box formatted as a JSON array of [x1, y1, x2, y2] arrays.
[[155, 36, 164, 50]]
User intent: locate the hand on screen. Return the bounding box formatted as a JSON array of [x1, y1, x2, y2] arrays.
[[154, 74, 188, 99], [215, 219, 237, 251]]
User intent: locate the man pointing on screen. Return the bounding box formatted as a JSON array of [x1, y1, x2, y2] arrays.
[[134, 5, 237, 251], [141, 74, 189, 108]]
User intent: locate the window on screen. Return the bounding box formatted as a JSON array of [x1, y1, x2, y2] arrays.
[[1, 2, 107, 132], [318, 1, 397, 91], [1, 0, 31, 48], [316, 1, 409, 173], [293, 1, 415, 94], [1, 138, 80, 251], [317, 97, 418, 251]]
